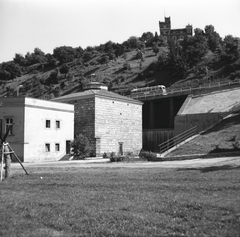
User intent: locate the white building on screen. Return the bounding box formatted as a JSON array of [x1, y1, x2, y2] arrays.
[[0, 97, 74, 162]]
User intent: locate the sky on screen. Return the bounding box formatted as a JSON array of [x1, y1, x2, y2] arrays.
[[0, 0, 240, 63]]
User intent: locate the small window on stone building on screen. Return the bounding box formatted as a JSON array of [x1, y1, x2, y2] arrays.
[[56, 120, 60, 129], [45, 143, 50, 152], [46, 120, 51, 128], [55, 143, 60, 151]]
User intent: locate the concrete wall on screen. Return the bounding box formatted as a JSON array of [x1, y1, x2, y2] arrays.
[[95, 97, 142, 156], [174, 113, 221, 135], [23, 98, 74, 162]]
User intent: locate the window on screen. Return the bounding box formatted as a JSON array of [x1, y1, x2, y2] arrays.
[[46, 120, 51, 128], [56, 120, 60, 129], [5, 118, 13, 135], [45, 143, 50, 152], [55, 143, 60, 152]]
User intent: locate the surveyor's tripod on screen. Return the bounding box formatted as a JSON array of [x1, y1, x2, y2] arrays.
[[0, 121, 29, 181]]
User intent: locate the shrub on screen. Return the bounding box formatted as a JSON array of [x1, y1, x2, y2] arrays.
[[71, 134, 91, 160], [230, 70, 240, 80], [102, 152, 108, 158], [59, 63, 69, 74], [139, 150, 157, 161], [109, 152, 124, 162], [232, 141, 240, 149]]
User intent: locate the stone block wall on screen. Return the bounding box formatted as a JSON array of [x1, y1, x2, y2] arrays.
[[74, 98, 96, 153], [95, 97, 142, 156]]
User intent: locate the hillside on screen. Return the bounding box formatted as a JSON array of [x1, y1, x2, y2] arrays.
[[0, 35, 240, 99]]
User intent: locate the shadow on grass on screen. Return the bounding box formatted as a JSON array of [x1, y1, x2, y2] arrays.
[[177, 165, 240, 173]]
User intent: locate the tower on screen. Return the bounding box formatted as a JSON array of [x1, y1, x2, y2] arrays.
[[159, 17, 171, 41]]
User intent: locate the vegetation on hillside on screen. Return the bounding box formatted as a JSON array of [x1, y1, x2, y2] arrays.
[[0, 25, 239, 99]]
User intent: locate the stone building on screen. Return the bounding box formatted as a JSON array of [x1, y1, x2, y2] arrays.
[[159, 17, 192, 42], [53, 82, 143, 156]]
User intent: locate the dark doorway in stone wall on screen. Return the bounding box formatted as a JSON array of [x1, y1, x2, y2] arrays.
[[66, 140, 71, 154], [119, 142, 123, 155]]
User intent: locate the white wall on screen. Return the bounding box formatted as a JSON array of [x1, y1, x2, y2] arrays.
[[24, 98, 74, 162]]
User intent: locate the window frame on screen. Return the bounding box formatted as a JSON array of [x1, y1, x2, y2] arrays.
[[45, 119, 51, 129], [5, 117, 13, 135], [55, 143, 60, 152], [55, 120, 61, 129], [45, 143, 51, 152]]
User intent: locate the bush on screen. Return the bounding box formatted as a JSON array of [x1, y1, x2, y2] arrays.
[[59, 63, 69, 74], [230, 70, 240, 80], [139, 150, 157, 161], [71, 134, 91, 160]]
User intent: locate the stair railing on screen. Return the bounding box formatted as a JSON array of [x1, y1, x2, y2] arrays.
[[158, 125, 199, 155]]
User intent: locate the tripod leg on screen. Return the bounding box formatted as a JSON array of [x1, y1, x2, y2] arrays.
[[12, 152, 29, 175], [7, 144, 29, 175], [0, 146, 3, 181]]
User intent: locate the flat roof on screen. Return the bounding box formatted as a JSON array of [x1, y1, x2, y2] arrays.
[[0, 97, 74, 113]]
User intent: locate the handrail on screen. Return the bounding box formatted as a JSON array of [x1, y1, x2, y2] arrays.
[[130, 79, 240, 100], [158, 126, 199, 154]]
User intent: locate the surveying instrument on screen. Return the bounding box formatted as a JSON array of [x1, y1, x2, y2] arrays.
[[0, 119, 29, 181]]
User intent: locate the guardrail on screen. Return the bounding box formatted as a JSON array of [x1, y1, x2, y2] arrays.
[[130, 79, 240, 100], [158, 126, 199, 155]]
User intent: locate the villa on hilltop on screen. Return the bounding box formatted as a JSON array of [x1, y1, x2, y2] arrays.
[[159, 17, 193, 41]]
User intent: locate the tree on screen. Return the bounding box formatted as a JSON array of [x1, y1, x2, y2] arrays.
[[194, 28, 204, 36], [204, 25, 222, 52], [222, 35, 240, 61], [0, 70, 11, 81], [140, 32, 154, 43], [167, 40, 187, 78], [34, 47, 45, 56], [136, 49, 144, 61], [24, 48, 47, 66], [75, 46, 84, 58], [82, 51, 92, 62], [152, 42, 159, 55], [46, 69, 59, 85], [53, 46, 75, 64], [127, 36, 141, 49], [114, 44, 124, 57], [99, 55, 109, 65], [181, 34, 208, 67], [2, 61, 22, 79], [59, 63, 69, 74], [104, 41, 114, 54], [71, 134, 91, 160], [13, 53, 26, 66]]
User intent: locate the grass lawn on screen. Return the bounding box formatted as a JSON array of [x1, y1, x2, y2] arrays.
[[0, 165, 240, 237]]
